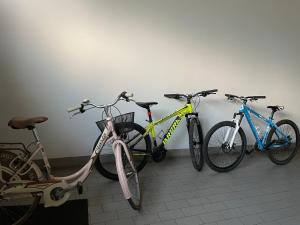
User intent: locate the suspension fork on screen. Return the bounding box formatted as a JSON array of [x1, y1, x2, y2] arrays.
[[185, 112, 198, 130], [224, 112, 244, 148]]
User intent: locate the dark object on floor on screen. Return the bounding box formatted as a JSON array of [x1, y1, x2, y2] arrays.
[[25, 199, 89, 225]]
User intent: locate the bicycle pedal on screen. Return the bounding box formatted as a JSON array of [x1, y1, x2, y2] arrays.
[[77, 182, 83, 195]]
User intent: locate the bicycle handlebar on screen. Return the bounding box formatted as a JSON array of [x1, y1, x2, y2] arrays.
[[164, 94, 181, 99], [225, 94, 266, 102], [67, 91, 134, 115], [164, 89, 218, 100]]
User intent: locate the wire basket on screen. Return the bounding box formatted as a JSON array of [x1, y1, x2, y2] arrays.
[[96, 112, 135, 133]]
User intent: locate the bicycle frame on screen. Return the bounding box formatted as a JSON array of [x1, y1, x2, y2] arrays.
[[1, 117, 134, 207], [144, 103, 193, 145], [227, 103, 289, 151]]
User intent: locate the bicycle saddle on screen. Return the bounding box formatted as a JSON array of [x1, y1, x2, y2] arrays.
[[135, 102, 158, 109], [8, 116, 48, 129], [267, 105, 284, 112]]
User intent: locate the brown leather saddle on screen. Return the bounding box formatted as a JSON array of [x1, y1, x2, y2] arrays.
[[8, 117, 48, 130]]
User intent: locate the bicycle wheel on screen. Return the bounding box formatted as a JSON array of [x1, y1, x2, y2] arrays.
[[115, 143, 141, 210], [188, 118, 204, 171], [94, 122, 152, 181], [0, 151, 41, 225], [203, 121, 247, 172], [267, 119, 299, 165]]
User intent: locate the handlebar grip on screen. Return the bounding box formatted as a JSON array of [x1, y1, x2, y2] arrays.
[[119, 91, 127, 98], [225, 94, 239, 99], [201, 89, 218, 97], [67, 106, 81, 113], [164, 94, 181, 99], [206, 89, 218, 93], [249, 96, 266, 99], [120, 91, 134, 102]]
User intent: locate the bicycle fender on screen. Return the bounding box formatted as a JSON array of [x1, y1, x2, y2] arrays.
[[113, 141, 132, 200]]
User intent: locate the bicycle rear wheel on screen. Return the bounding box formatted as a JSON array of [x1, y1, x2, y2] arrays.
[[267, 119, 299, 165], [188, 118, 204, 171], [94, 122, 151, 181], [203, 121, 247, 172], [0, 151, 41, 225]]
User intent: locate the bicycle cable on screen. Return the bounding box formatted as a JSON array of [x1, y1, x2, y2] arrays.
[[101, 105, 122, 131], [192, 95, 201, 111]]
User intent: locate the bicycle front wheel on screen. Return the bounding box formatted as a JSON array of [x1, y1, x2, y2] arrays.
[[203, 121, 247, 172], [0, 151, 41, 225], [267, 119, 299, 165], [188, 118, 204, 171], [115, 143, 141, 210], [94, 122, 151, 181]]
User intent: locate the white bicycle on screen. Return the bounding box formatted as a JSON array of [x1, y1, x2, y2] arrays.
[[0, 92, 141, 225]]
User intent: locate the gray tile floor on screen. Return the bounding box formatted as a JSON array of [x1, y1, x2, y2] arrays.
[[62, 150, 300, 225]]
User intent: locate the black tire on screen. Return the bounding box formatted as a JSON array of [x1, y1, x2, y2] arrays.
[[267, 119, 299, 165], [94, 122, 152, 181], [188, 118, 204, 171], [128, 198, 141, 210], [203, 121, 247, 172], [0, 151, 41, 225]]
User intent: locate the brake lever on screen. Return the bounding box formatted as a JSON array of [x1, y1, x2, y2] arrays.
[[226, 97, 237, 104], [129, 98, 136, 103], [82, 99, 90, 104], [125, 93, 134, 102]]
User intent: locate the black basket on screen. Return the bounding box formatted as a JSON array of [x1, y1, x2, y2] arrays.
[[96, 112, 135, 133]]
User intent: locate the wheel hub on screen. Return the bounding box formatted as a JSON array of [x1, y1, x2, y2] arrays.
[[221, 142, 235, 153]]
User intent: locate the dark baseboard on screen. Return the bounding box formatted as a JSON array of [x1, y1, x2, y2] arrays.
[[36, 146, 264, 170], [36, 156, 90, 169], [36, 149, 191, 169]]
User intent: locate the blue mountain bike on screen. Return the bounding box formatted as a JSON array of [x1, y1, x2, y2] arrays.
[[203, 94, 299, 172]]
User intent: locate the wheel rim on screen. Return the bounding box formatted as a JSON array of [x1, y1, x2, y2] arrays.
[[207, 125, 243, 168], [269, 123, 297, 161]]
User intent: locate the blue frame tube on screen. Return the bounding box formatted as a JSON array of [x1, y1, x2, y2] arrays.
[[239, 104, 288, 150]]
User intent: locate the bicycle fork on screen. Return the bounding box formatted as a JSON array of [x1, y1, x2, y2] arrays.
[[224, 113, 243, 148], [113, 140, 137, 200]]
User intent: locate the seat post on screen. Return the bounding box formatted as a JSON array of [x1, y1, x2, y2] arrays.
[[32, 127, 41, 142], [147, 107, 153, 123], [270, 110, 275, 120]]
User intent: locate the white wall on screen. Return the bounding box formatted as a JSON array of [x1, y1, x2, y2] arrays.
[[0, 0, 299, 158]]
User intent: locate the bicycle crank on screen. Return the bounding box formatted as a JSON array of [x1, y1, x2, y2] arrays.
[[43, 181, 70, 207], [152, 144, 167, 162]]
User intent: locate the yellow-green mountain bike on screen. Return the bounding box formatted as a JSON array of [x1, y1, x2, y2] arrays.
[[94, 89, 218, 180]]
